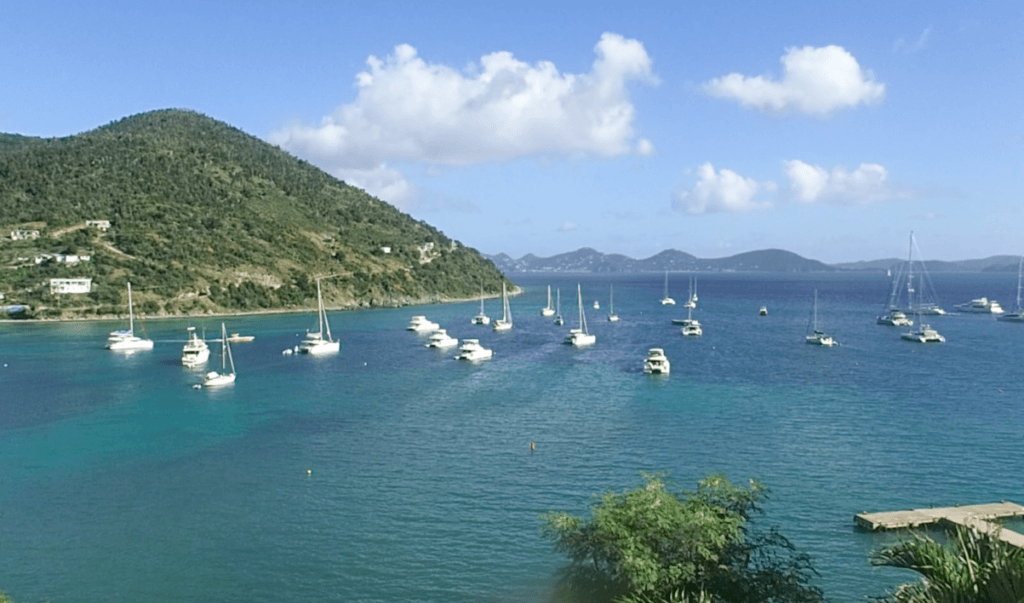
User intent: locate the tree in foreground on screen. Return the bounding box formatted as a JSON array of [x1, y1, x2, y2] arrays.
[[541, 473, 825, 603], [871, 523, 1024, 603]]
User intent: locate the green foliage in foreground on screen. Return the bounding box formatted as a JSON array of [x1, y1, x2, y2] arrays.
[[542, 473, 825, 603], [871, 524, 1024, 603]]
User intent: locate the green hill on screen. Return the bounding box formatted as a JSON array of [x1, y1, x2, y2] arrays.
[[0, 109, 508, 319]]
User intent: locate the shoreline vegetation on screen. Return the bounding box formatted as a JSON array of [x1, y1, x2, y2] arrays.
[[0, 287, 524, 324]]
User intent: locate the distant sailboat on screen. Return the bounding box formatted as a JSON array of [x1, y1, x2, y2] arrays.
[[540, 285, 556, 317], [472, 286, 490, 325], [202, 323, 237, 387], [298, 278, 340, 354], [998, 257, 1024, 322], [493, 283, 512, 331], [805, 289, 837, 347], [607, 285, 619, 322], [106, 282, 154, 351], [564, 284, 595, 346], [684, 277, 697, 309], [660, 271, 675, 305], [554, 288, 564, 326]]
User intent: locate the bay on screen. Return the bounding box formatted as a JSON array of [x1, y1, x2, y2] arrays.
[[2, 271, 1023, 602]]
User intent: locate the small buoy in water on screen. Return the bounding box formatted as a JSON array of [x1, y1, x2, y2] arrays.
[[282, 348, 293, 355], [306, 469, 312, 476], [192, 384, 202, 390], [2, 363, 6, 367], [364, 362, 367, 366], [529, 441, 536, 452]]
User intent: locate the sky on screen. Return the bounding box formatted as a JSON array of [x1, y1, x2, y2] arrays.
[[2, 0, 1023, 263]]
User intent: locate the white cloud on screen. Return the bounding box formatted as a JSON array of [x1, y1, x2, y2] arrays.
[[332, 163, 417, 208], [270, 33, 658, 190], [672, 163, 776, 215], [784, 159, 910, 204], [702, 46, 885, 116]]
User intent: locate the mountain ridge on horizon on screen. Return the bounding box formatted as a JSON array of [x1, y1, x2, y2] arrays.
[[485, 247, 1022, 273]]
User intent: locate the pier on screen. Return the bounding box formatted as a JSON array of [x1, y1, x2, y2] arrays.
[[855, 502, 1024, 548]]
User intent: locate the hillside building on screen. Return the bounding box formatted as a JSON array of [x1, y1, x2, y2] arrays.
[[50, 278, 92, 294]]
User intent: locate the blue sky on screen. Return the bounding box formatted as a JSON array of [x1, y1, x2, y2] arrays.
[[3, 0, 1023, 263]]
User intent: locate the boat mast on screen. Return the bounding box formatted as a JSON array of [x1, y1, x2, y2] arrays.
[[127, 282, 135, 335], [906, 232, 915, 311], [316, 279, 325, 337], [577, 283, 588, 334], [1017, 257, 1023, 312]]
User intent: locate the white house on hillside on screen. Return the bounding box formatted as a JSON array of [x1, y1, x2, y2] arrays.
[[50, 278, 93, 294]]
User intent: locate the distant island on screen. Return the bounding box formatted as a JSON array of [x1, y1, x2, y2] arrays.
[[0, 109, 509, 320], [485, 247, 1022, 274]]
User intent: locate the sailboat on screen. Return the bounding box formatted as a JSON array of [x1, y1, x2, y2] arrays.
[[684, 277, 697, 309], [202, 323, 236, 387], [607, 285, 619, 322], [471, 286, 490, 325], [298, 278, 340, 354], [906, 232, 945, 315], [902, 277, 945, 342], [877, 261, 913, 326], [805, 289, 837, 346], [540, 285, 556, 317], [564, 283, 595, 346], [998, 257, 1024, 322], [554, 288, 564, 326], [493, 282, 512, 331], [660, 271, 675, 305], [106, 282, 154, 351]]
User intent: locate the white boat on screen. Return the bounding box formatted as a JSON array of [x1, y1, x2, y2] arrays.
[[554, 288, 564, 326], [540, 285, 556, 317], [181, 327, 210, 366], [877, 263, 913, 326], [456, 338, 492, 361], [679, 306, 702, 337], [202, 323, 236, 387], [905, 232, 946, 316], [227, 333, 255, 343], [471, 287, 490, 325], [902, 276, 945, 343], [643, 348, 670, 375], [998, 257, 1024, 322], [426, 329, 458, 348], [106, 282, 154, 351], [607, 285, 619, 322], [593, 300, 600, 310], [805, 289, 837, 347], [684, 277, 697, 309], [759, 306, 768, 316], [955, 297, 1005, 314], [660, 271, 675, 305], [299, 279, 341, 354], [564, 284, 596, 346], [407, 315, 440, 332], [493, 283, 513, 331]]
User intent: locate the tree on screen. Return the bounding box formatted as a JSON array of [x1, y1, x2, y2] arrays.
[[541, 473, 825, 603], [871, 524, 1024, 603]]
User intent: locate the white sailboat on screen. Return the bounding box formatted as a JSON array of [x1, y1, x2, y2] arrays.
[[554, 288, 564, 326], [684, 277, 697, 309], [202, 323, 236, 387], [493, 283, 512, 331], [607, 285, 619, 322], [805, 289, 837, 347], [181, 326, 210, 366], [471, 286, 490, 325], [298, 278, 340, 354], [877, 262, 913, 326], [998, 257, 1024, 322], [106, 282, 154, 351], [540, 285, 556, 317], [906, 232, 945, 315], [902, 276, 946, 342], [564, 283, 595, 346], [660, 271, 675, 305]]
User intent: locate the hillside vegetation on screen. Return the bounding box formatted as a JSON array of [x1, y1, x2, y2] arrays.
[[0, 109, 508, 319]]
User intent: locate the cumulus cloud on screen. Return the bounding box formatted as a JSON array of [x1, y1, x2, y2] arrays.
[[332, 163, 416, 208], [784, 159, 910, 204], [672, 163, 776, 215], [702, 45, 885, 116], [270, 33, 658, 196]]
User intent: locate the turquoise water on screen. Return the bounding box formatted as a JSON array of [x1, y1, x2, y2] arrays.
[[2, 272, 1023, 602]]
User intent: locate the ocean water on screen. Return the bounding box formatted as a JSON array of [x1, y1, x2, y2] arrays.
[[2, 272, 1023, 602]]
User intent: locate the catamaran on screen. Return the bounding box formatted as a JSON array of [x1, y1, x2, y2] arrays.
[[493, 283, 513, 331], [564, 284, 596, 346], [106, 282, 154, 351], [299, 278, 340, 354]]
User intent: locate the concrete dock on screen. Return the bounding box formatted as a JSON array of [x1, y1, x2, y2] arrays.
[[855, 502, 1024, 548]]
